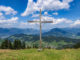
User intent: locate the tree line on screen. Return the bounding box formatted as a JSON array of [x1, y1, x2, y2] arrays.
[[0, 39, 26, 49], [0, 39, 40, 49], [0, 39, 80, 49]]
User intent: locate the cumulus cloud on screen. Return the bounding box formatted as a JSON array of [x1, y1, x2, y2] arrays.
[[0, 6, 17, 15], [21, 0, 73, 16], [53, 18, 72, 24], [0, 12, 3, 16], [44, 12, 48, 15], [63, 0, 73, 3], [0, 17, 18, 28], [39, 16, 74, 29], [0, 17, 18, 24], [32, 14, 39, 17], [0, 6, 18, 28], [0, 12, 5, 20], [0, 15, 78, 29], [37, 16, 72, 24], [18, 22, 38, 29], [19, 16, 73, 29], [32, 12, 48, 18], [52, 12, 58, 15], [71, 20, 80, 27]]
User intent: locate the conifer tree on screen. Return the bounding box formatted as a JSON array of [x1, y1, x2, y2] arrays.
[[13, 40, 18, 49], [1, 39, 12, 49], [13, 40, 22, 49], [17, 40, 22, 49], [21, 41, 26, 49]]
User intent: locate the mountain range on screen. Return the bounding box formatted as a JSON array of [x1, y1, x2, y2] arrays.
[[43, 28, 72, 37], [43, 28, 80, 38], [0, 28, 39, 38], [0, 28, 80, 38], [0, 27, 80, 48]]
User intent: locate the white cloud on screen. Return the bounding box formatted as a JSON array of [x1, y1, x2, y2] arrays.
[[63, 0, 73, 3], [0, 15, 78, 29], [32, 14, 39, 17], [0, 12, 4, 20], [0, 12, 3, 16], [0, 6, 18, 28], [21, 16, 72, 29], [21, 0, 73, 16], [71, 20, 80, 27], [19, 22, 38, 29], [53, 18, 72, 24], [0, 14, 77, 29], [1, 16, 79, 29], [32, 12, 49, 18], [0, 15, 5, 20], [0, 17, 18, 28], [40, 16, 73, 29], [44, 12, 48, 15], [52, 12, 58, 15], [0, 6, 17, 15], [38, 16, 72, 24], [0, 17, 18, 24]]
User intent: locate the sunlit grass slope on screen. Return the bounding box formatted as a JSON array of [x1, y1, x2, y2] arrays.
[[0, 49, 80, 60]]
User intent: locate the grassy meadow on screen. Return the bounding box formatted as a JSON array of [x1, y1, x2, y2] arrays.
[[0, 49, 80, 60]]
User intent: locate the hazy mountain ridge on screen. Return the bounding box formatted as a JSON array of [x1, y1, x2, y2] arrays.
[[43, 28, 73, 38], [0, 28, 39, 38], [0, 28, 80, 38]]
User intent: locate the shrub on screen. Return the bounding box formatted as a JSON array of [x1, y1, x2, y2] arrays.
[[73, 42, 80, 49]]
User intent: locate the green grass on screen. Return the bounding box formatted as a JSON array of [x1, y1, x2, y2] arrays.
[[0, 49, 80, 60]]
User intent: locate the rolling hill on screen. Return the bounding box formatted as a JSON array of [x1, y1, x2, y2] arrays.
[[7, 34, 80, 43], [6, 34, 80, 48]]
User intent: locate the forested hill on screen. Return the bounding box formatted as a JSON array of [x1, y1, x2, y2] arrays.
[[7, 34, 80, 43]]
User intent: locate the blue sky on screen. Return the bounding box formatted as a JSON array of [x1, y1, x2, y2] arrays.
[[0, 0, 80, 29]]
